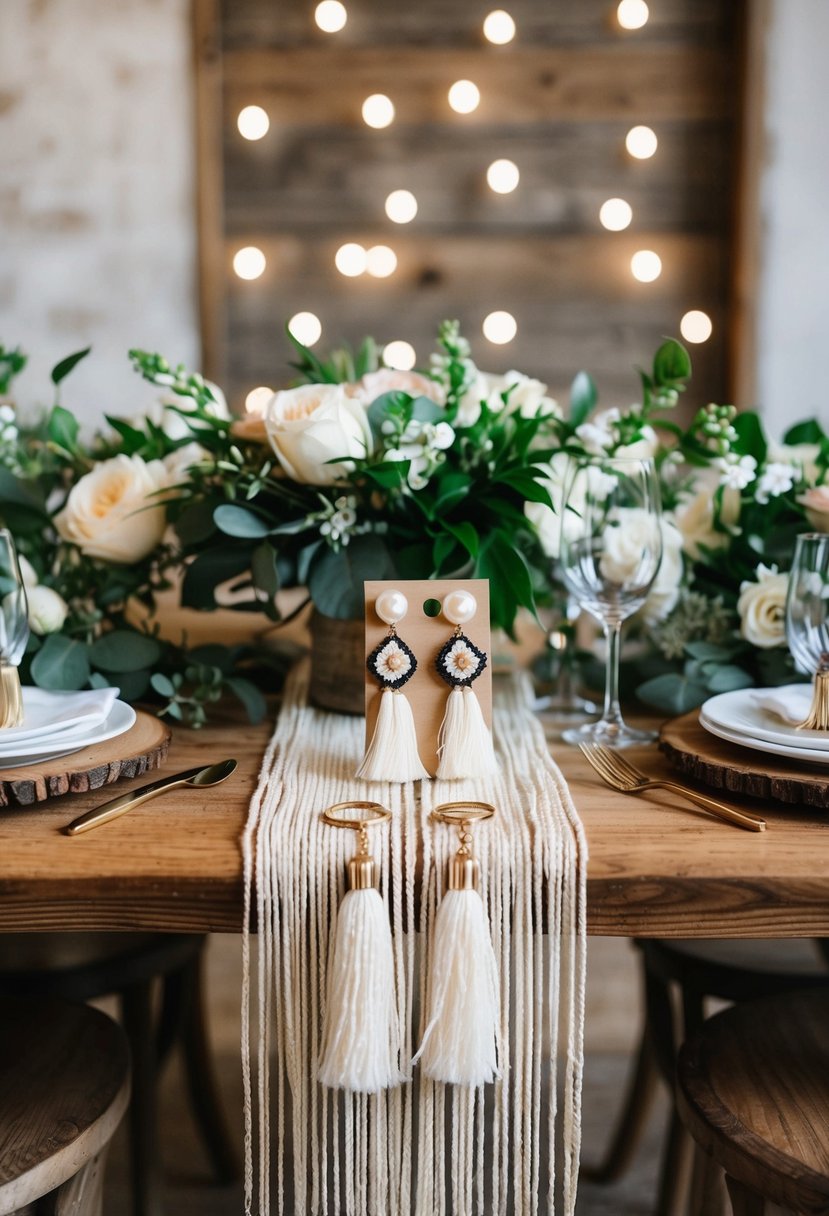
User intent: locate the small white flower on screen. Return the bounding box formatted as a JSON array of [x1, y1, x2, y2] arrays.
[[26, 585, 69, 635], [400, 419, 423, 444], [755, 461, 796, 503], [0, 405, 15, 424], [442, 639, 482, 681], [716, 453, 757, 490], [576, 408, 620, 456], [17, 555, 38, 589], [427, 421, 455, 450], [331, 506, 357, 531], [373, 639, 412, 683]]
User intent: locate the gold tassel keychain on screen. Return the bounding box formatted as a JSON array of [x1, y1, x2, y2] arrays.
[[317, 800, 405, 1093], [414, 800, 500, 1086]]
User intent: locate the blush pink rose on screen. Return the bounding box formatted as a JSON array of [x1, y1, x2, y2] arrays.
[[799, 485, 829, 532]]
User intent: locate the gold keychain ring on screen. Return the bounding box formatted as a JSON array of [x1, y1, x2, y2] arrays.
[[431, 800, 495, 825], [321, 800, 392, 831]]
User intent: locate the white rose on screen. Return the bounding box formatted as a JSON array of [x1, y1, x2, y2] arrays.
[[17, 554, 38, 589], [355, 369, 444, 405], [737, 564, 788, 648], [133, 380, 230, 442], [163, 442, 208, 485], [55, 454, 169, 563], [503, 371, 559, 420], [617, 424, 659, 460], [642, 516, 684, 624], [455, 370, 509, 427], [575, 408, 620, 455], [674, 466, 740, 560], [265, 384, 373, 484], [26, 585, 69, 635], [599, 507, 663, 589]]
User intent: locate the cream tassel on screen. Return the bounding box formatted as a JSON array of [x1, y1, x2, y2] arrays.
[[414, 813, 500, 1086], [356, 688, 429, 782], [318, 809, 405, 1093], [0, 663, 23, 729], [436, 686, 498, 780], [798, 656, 829, 731]]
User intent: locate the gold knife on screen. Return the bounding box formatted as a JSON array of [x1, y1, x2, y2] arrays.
[[64, 759, 237, 836]]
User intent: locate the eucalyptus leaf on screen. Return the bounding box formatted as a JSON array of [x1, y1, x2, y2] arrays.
[[181, 546, 254, 610], [89, 630, 163, 673], [309, 534, 396, 619], [706, 664, 754, 693], [227, 676, 267, 724], [635, 672, 708, 714], [569, 371, 597, 428], [150, 672, 176, 698], [214, 503, 271, 539], [30, 635, 90, 690]]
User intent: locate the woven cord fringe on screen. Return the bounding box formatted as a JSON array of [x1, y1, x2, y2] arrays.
[[241, 658, 587, 1215]]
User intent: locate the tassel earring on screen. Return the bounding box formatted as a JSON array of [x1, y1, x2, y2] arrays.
[[435, 590, 498, 780], [356, 588, 429, 782], [414, 800, 500, 1086], [318, 800, 405, 1093]]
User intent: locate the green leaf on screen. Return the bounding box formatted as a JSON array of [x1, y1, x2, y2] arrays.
[[653, 338, 691, 385], [105, 415, 149, 455], [30, 635, 91, 690], [89, 630, 163, 673], [113, 670, 151, 701], [365, 461, 410, 489], [569, 371, 597, 428], [174, 502, 217, 546], [732, 412, 767, 464], [706, 664, 754, 693], [150, 672, 176, 698], [476, 532, 535, 636], [181, 546, 253, 610], [47, 405, 80, 453], [410, 395, 444, 424], [684, 640, 739, 662], [50, 346, 91, 386], [309, 534, 396, 619], [227, 676, 267, 724], [214, 503, 271, 539], [442, 520, 479, 558], [251, 543, 280, 618], [494, 470, 553, 507], [433, 472, 472, 513], [783, 419, 825, 445], [635, 672, 708, 714]]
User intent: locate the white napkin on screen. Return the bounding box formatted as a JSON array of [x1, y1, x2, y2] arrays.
[[752, 683, 813, 727], [0, 686, 120, 742]]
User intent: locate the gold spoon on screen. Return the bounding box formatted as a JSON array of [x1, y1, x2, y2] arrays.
[[64, 759, 237, 836]]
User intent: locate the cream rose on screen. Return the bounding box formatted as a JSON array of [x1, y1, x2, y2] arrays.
[[799, 484, 829, 531], [617, 424, 659, 461], [55, 454, 169, 563], [355, 369, 444, 405], [265, 384, 373, 484], [675, 467, 740, 560], [502, 371, 559, 420], [643, 517, 684, 624], [599, 507, 663, 590], [737, 564, 788, 648], [26, 585, 69, 635], [163, 442, 208, 486]]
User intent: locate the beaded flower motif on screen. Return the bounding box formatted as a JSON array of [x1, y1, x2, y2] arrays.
[[367, 635, 418, 689], [435, 634, 487, 687]]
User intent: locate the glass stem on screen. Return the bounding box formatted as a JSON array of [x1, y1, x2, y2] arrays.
[[602, 620, 624, 726]]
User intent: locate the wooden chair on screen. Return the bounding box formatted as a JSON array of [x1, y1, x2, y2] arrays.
[[0, 933, 238, 1216], [676, 986, 829, 1215], [0, 996, 130, 1216], [584, 938, 829, 1214]]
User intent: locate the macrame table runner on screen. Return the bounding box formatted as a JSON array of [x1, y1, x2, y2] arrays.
[[242, 660, 587, 1216]]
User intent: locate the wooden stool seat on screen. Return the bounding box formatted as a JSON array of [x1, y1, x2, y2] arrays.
[[677, 987, 829, 1214], [0, 997, 130, 1215]]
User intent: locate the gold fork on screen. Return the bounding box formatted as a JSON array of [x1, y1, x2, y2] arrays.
[[579, 742, 766, 833]]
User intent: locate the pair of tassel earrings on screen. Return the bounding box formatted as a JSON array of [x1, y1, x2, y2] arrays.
[[317, 799, 500, 1094], [356, 588, 498, 783]]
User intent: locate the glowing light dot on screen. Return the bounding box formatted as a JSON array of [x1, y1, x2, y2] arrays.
[[385, 189, 418, 224], [483, 310, 517, 344], [314, 0, 347, 32], [366, 245, 397, 278], [383, 340, 417, 371], [245, 386, 273, 416], [233, 246, 266, 280], [599, 197, 633, 231], [362, 93, 395, 129], [288, 311, 322, 346], [487, 158, 520, 194], [626, 125, 658, 159], [335, 243, 367, 277], [448, 80, 481, 114], [483, 9, 516, 43], [680, 310, 713, 343], [237, 105, 270, 141], [631, 250, 662, 282], [617, 0, 649, 29]]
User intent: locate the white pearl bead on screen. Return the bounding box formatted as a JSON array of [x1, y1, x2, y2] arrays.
[[442, 589, 477, 626], [375, 588, 408, 625]]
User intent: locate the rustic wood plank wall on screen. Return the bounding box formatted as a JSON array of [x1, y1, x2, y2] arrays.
[[196, 0, 743, 414]]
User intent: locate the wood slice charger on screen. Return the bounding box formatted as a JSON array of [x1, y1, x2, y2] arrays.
[[0, 710, 171, 808], [660, 710, 829, 808]]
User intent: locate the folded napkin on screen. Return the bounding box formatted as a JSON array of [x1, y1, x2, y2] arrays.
[[752, 683, 813, 727], [0, 686, 120, 742]]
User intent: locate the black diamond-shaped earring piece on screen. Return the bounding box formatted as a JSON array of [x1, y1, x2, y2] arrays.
[[367, 632, 418, 690], [435, 632, 488, 688]]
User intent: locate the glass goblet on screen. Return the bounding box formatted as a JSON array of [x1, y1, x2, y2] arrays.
[[0, 529, 29, 728], [785, 533, 829, 729], [559, 456, 663, 748]]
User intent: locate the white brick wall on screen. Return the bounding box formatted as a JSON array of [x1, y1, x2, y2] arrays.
[[0, 0, 199, 427]]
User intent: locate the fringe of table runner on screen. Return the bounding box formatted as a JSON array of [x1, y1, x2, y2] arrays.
[[241, 659, 587, 1215]]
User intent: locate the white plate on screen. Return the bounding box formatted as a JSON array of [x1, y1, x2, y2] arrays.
[[700, 687, 829, 754], [0, 701, 136, 768], [0, 687, 119, 745], [699, 708, 829, 766]]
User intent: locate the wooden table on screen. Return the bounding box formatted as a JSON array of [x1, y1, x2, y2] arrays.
[[1, 707, 828, 938]]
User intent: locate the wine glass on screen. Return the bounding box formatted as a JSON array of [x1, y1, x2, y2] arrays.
[[559, 456, 663, 747], [785, 532, 829, 676], [0, 529, 29, 728]]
